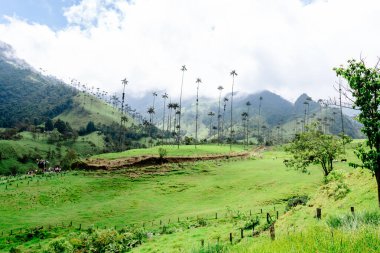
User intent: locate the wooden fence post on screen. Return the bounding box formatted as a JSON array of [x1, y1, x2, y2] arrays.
[[266, 213, 271, 224], [215, 213, 218, 219], [351, 207, 355, 215], [276, 211, 279, 219], [201, 239, 204, 247], [260, 209, 262, 214], [240, 228, 244, 239], [316, 208, 322, 219], [270, 223, 275, 240], [229, 233, 232, 244], [79, 224, 81, 230]]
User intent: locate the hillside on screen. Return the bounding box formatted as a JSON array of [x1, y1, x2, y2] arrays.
[[0, 41, 77, 127], [0, 144, 378, 252]]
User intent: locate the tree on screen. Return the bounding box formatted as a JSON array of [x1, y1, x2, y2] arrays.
[[246, 101, 251, 146], [208, 111, 215, 138], [161, 92, 168, 144], [45, 118, 54, 131], [285, 123, 350, 177], [230, 70, 237, 150], [334, 59, 380, 207], [222, 97, 229, 139], [86, 121, 97, 134], [241, 112, 248, 147], [54, 119, 67, 134], [147, 106, 155, 143], [119, 78, 128, 150], [217, 86, 224, 145], [195, 78, 202, 148], [257, 96, 263, 142], [152, 91, 158, 125], [178, 65, 187, 148]]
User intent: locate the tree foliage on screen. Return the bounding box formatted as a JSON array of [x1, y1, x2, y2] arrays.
[[285, 123, 350, 176], [334, 59, 380, 207]]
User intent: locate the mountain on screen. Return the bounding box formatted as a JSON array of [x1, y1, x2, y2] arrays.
[[0, 41, 77, 127]]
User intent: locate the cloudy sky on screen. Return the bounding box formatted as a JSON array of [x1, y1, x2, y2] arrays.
[[0, 0, 379, 102]]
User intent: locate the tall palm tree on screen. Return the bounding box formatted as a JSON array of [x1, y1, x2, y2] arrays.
[[241, 112, 248, 147], [147, 106, 155, 146], [222, 97, 229, 140], [217, 86, 224, 145], [208, 111, 215, 139], [245, 101, 251, 147], [119, 78, 128, 150], [172, 103, 180, 142], [303, 101, 309, 132], [178, 65, 187, 148], [161, 93, 168, 144], [167, 102, 173, 133], [229, 70, 237, 150], [195, 78, 202, 148], [257, 96, 263, 144], [152, 91, 158, 126]]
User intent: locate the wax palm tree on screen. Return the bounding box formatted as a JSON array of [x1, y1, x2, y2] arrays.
[[119, 78, 128, 150], [217, 86, 224, 145], [257, 96, 263, 144], [208, 111, 215, 139], [167, 102, 173, 133], [195, 78, 202, 148], [229, 70, 237, 150], [241, 112, 248, 147], [152, 91, 158, 126], [161, 93, 168, 144], [178, 65, 187, 148], [245, 101, 251, 147], [147, 106, 155, 146], [172, 103, 180, 142], [222, 97, 229, 140]]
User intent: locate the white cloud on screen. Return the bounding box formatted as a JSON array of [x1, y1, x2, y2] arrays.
[[0, 0, 380, 102]]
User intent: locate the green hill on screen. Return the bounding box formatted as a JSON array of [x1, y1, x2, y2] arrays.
[[0, 41, 77, 127]]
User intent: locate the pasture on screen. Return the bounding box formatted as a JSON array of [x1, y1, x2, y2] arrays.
[[0, 144, 378, 252]]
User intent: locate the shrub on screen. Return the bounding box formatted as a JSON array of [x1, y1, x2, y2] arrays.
[[44, 238, 73, 253], [191, 243, 227, 253], [285, 195, 309, 211], [158, 147, 167, 159]]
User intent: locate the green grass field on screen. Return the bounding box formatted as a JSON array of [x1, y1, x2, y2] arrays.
[[0, 144, 378, 252], [92, 144, 246, 160]]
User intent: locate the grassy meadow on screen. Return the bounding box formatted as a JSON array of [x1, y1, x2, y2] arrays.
[[91, 144, 246, 159], [0, 144, 378, 252]]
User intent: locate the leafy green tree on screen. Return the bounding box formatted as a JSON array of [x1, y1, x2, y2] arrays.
[[61, 149, 77, 170], [86, 121, 97, 133], [334, 59, 380, 207], [54, 119, 67, 134], [45, 118, 54, 131], [285, 123, 351, 176]]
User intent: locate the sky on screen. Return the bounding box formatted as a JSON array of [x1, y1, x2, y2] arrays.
[[0, 0, 379, 102]]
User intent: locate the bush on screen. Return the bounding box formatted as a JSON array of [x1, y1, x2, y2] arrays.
[[191, 243, 227, 253], [285, 195, 309, 211], [158, 147, 167, 159], [44, 238, 73, 253]]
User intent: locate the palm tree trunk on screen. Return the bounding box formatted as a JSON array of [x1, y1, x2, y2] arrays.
[[195, 87, 199, 148]]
